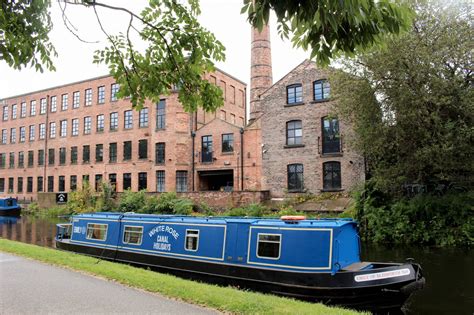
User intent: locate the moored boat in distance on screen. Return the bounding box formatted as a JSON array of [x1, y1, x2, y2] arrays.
[[0, 197, 21, 217], [56, 213, 424, 311]]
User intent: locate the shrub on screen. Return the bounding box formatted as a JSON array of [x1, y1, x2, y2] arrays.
[[117, 189, 147, 213], [66, 181, 96, 213], [173, 199, 194, 215], [95, 181, 116, 212]]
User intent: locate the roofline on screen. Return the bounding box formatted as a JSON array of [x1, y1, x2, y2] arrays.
[[0, 66, 247, 102]]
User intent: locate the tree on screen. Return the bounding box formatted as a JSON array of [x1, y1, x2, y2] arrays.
[[332, 1, 473, 193], [1, 0, 411, 112]]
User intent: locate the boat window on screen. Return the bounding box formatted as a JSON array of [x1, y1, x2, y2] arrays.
[[185, 230, 199, 251], [123, 226, 143, 245], [257, 234, 281, 259], [86, 223, 108, 241]]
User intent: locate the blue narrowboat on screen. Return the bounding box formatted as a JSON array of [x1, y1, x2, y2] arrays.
[[56, 213, 424, 311], [0, 197, 21, 216]]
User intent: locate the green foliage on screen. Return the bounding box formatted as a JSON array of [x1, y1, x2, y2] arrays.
[[95, 181, 116, 212], [173, 199, 194, 215], [332, 2, 473, 193], [0, 0, 56, 71], [117, 189, 147, 213], [66, 181, 96, 213], [224, 203, 270, 217], [243, 0, 412, 65], [356, 183, 473, 247]]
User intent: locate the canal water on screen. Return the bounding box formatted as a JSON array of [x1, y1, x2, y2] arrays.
[[1, 215, 472, 314]]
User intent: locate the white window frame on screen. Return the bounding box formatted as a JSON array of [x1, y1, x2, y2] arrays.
[[185, 229, 199, 252], [256, 233, 282, 260], [122, 226, 143, 245], [86, 223, 108, 241]]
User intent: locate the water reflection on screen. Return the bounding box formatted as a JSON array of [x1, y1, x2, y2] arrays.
[[0, 215, 60, 248]]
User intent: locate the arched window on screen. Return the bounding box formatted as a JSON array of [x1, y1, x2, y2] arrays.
[[323, 162, 341, 190], [286, 120, 302, 145], [314, 79, 330, 101], [287, 84, 303, 104], [322, 117, 340, 154], [288, 163, 304, 192]]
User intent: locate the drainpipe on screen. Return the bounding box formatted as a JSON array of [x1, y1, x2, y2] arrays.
[[43, 95, 49, 192], [191, 131, 196, 191], [240, 128, 244, 191]]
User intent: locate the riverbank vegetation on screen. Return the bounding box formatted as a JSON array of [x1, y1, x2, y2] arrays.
[[0, 239, 363, 315]]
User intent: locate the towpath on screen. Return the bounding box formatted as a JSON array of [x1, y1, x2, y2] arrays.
[[0, 252, 217, 314]]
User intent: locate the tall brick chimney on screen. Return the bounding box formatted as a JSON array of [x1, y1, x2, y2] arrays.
[[249, 23, 273, 121]]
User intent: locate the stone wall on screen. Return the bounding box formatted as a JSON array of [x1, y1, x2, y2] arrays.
[[177, 190, 270, 209]]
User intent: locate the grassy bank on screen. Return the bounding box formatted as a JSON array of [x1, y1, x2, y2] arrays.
[[0, 239, 363, 315]]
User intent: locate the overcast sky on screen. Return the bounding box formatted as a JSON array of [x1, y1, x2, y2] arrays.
[[0, 0, 310, 100]]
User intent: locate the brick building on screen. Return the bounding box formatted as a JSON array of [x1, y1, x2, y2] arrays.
[[0, 69, 262, 200]]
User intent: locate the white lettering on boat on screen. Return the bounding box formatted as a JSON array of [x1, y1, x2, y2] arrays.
[[73, 226, 86, 234], [153, 234, 171, 251], [354, 268, 410, 282], [149, 225, 179, 240]]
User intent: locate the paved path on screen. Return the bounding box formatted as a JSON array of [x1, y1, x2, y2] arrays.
[[0, 252, 217, 315]]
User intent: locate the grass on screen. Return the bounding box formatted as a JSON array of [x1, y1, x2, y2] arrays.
[[0, 239, 365, 315]]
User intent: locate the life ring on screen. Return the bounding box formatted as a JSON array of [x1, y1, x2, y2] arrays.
[[280, 215, 306, 221]]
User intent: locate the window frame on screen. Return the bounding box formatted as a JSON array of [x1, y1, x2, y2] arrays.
[[286, 84, 303, 104], [256, 233, 282, 260], [123, 226, 143, 245], [97, 86, 106, 104], [287, 163, 304, 192], [86, 223, 108, 241], [221, 133, 234, 153], [313, 79, 331, 101], [185, 229, 199, 252], [323, 161, 342, 191], [286, 120, 303, 146]]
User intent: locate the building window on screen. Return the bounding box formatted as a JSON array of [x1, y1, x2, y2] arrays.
[[287, 84, 303, 104], [156, 170, 165, 192], [37, 176, 43, 192], [176, 171, 187, 192], [222, 134, 234, 153], [50, 96, 57, 112], [83, 175, 90, 186], [123, 173, 132, 190], [48, 148, 55, 165], [59, 147, 66, 165], [96, 114, 105, 132], [322, 117, 340, 154], [83, 145, 90, 163], [18, 151, 24, 168], [39, 123, 46, 139], [201, 135, 213, 163], [39, 99, 46, 114], [98, 86, 105, 104], [155, 143, 165, 164], [20, 102, 27, 117], [19, 126, 26, 142], [10, 128, 16, 143], [47, 176, 54, 192], [73, 91, 80, 108], [58, 176, 65, 192], [38, 150, 44, 166], [138, 139, 148, 159], [111, 83, 119, 101], [288, 163, 304, 192], [11, 104, 17, 119], [95, 174, 103, 191], [123, 226, 143, 245], [26, 177, 33, 193], [139, 108, 148, 128], [95, 144, 103, 162], [0, 178, 4, 192], [61, 94, 68, 111], [156, 100, 166, 129], [0, 153, 5, 168], [85, 88, 92, 106], [8, 177, 14, 193], [49, 122, 56, 139], [27, 150, 34, 167], [123, 141, 132, 160], [124, 110, 133, 129], [110, 112, 118, 131], [1, 129, 6, 144], [71, 119, 79, 136], [60, 120, 67, 137], [323, 161, 341, 190], [314, 79, 330, 101], [84, 116, 92, 134], [109, 173, 117, 191], [86, 223, 108, 241], [2, 105, 8, 121], [70, 175, 77, 191], [257, 234, 281, 259], [71, 146, 78, 164], [30, 100, 36, 116], [185, 230, 199, 251], [138, 172, 147, 191], [28, 125, 35, 141], [109, 143, 117, 163], [18, 177, 24, 193], [286, 120, 302, 146], [9, 152, 14, 168]]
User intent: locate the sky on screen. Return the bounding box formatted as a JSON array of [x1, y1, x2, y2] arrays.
[[0, 0, 309, 100]]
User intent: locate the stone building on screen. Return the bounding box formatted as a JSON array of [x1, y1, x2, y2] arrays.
[[0, 69, 262, 200]]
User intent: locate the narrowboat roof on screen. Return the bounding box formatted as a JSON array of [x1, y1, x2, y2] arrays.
[[72, 212, 356, 228]]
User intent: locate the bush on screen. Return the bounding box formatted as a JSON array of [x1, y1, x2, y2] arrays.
[[66, 181, 96, 213], [173, 199, 194, 215], [95, 182, 116, 212], [117, 189, 147, 213]]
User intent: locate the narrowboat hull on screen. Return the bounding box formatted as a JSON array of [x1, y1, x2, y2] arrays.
[[0, 206, 21, 217], [56, 239, 424, 311]]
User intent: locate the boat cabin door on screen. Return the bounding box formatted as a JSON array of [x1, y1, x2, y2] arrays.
[[224, 222, 250, 265]]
